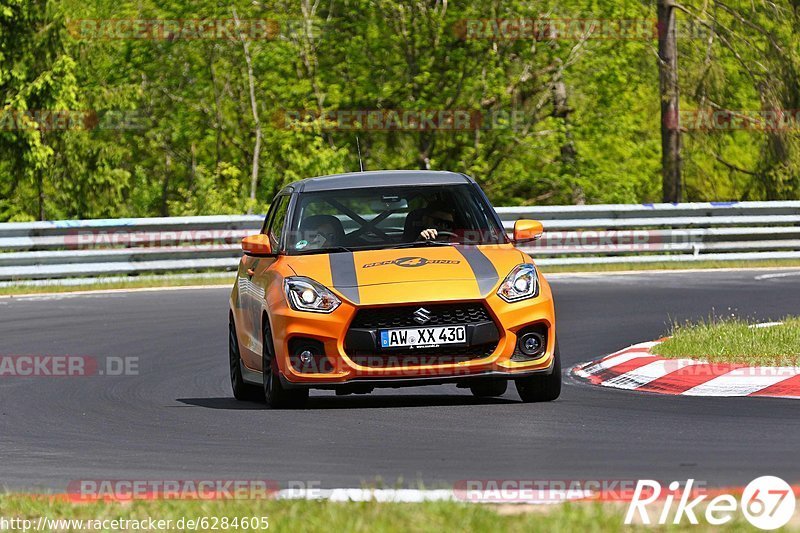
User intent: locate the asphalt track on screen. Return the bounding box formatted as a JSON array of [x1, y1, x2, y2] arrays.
[[1, 269, 799, 493]]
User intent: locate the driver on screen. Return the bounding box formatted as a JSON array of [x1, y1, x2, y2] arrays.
[[418, 204, 455, 241], [297, 214, 344, 250]]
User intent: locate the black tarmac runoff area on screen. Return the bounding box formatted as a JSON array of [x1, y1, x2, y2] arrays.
[[2, 269, 799, 492]]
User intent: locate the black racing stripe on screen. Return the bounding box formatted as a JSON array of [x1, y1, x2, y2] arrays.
[[454, 245, 499, 297], [329, 252, 360, 304]]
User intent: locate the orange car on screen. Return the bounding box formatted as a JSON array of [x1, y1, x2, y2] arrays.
[[229, 170, 560, 408]]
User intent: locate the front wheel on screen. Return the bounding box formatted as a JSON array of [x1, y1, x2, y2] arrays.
[[262, 322, 309, 409], [515, 342, 562, 403]]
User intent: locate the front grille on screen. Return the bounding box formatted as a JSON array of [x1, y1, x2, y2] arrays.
[[350, 302, 491, 329], [345, 302, 499, 366]]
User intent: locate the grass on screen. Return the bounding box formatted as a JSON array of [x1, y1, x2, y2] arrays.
[[653, 316, 800, 366], [0, 495, 770, 532]]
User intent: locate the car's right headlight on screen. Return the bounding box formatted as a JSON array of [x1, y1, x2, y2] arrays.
[[284, 277, 341, 313], [497, 264, 539, 303]]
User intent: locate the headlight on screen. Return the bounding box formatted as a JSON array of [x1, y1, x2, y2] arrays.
[[284, 277, 341, 313], [497, 264, 539, 302]]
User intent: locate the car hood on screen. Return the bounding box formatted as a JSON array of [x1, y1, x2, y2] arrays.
[[286, 244, 528, 305]]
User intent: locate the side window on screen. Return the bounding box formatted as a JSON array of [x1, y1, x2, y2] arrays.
[[268, 195, 290, 248], [260, 202, 277, 235]]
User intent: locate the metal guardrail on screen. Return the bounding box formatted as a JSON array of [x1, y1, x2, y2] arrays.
[[0, 201, 798, 281]]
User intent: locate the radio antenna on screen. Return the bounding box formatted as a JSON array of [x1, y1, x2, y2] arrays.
[[356, 135, 364, 172]]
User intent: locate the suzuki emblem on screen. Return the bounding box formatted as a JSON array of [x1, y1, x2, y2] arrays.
[[413, 307, 433, 325]]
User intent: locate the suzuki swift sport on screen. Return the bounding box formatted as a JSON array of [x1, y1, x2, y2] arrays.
[[229, 170, 560, 408]]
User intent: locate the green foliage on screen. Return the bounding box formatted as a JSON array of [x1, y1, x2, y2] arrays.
[[0, 494, 760, 532], [0, 0, 80, 220], [678, 0, 800, 200], [1, 0, 799, 221]]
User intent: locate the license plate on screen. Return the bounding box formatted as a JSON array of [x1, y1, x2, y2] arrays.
[[379, 326, 467, 349]]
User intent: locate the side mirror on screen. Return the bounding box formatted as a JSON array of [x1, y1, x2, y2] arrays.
[[513, 219, 544, 243], [242, 234, 273, 256]]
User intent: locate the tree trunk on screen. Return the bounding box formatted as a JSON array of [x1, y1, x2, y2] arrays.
[[189, 141, 197, 193], [36, 169, 45, 221], [552, 75, 576, 166], [552, 68, 583, 204], [658, 0, 682, 202], [161, 151, 171, 217], [233, 8, 262, 214]]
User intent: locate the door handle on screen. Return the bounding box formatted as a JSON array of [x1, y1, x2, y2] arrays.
[[246, 268, 255, 277]]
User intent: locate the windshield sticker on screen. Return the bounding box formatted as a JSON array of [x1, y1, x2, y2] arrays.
[[295, 240, 309, 250]]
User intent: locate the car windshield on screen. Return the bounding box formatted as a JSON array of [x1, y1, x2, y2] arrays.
[[286, 184, 506, 254]]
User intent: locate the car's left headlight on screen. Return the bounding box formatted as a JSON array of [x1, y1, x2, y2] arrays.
[[497, 264, 539, 302], [284, 277, 341, 313]]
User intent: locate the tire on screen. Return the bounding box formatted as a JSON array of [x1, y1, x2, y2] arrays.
[[469, 379, 508, 398], [514, 342, 562, 403], [262, 321, 309, 409], [229, 317, 264, 401]]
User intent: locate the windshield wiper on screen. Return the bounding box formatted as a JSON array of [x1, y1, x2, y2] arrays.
[[384, 240, 455, 249], [295, 246, 354, 255]]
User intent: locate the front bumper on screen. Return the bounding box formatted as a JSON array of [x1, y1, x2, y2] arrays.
[[279, 361, 556, 390], [267, 287, 556, 388]]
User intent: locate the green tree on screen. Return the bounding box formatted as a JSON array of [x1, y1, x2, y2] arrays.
[[0, 0, 79, 221]]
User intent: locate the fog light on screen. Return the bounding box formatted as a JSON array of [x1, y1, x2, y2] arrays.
[[299, 350, 314, 365], [519, 332, 545, 356]]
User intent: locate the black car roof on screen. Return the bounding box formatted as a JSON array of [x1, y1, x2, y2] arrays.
[[285, 170, 474, 193]]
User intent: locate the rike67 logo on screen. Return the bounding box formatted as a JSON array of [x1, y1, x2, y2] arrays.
[[626, 476, 796, 530]]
